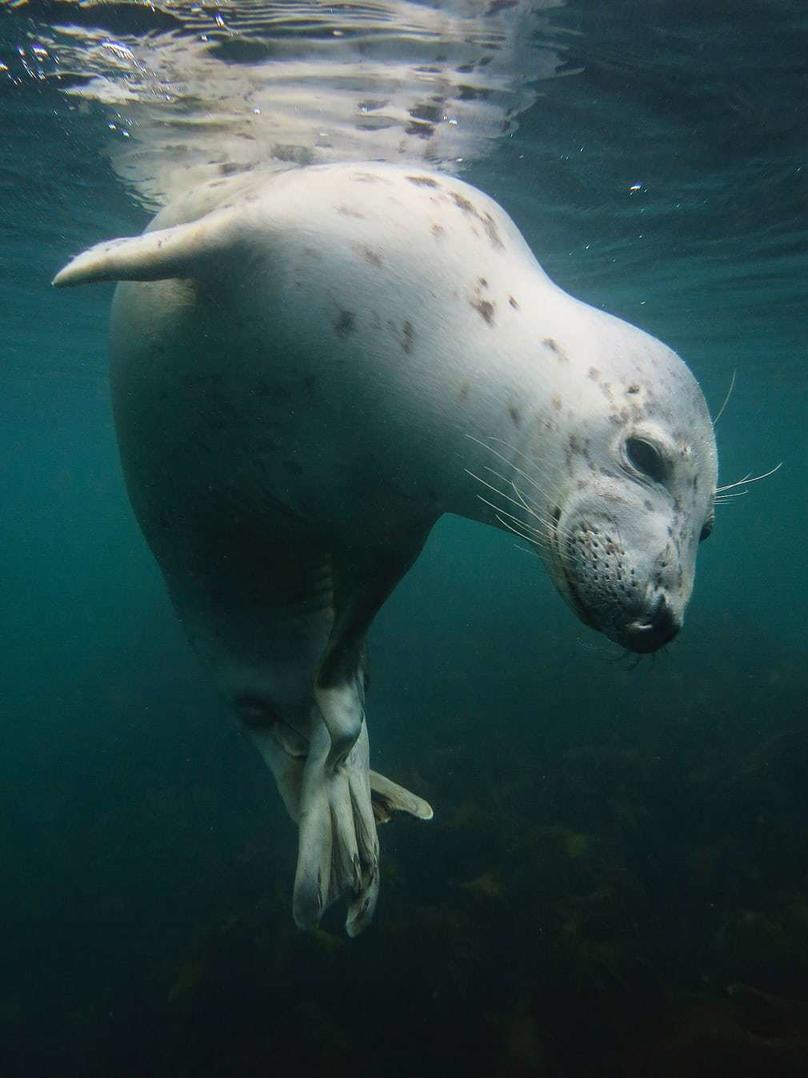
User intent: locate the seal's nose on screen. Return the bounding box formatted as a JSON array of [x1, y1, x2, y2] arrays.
[[624, 595, 680, 653]]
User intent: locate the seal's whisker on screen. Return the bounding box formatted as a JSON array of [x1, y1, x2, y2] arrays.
[[513, 490, 555, 540], [485, 436, 565, 499], [472, 492, 551, 550], [512, 542, 542, 560], [495, 514, 551, 553], [711, 368, 736, 427], [466, 468, 558, 550], [477, 442, 554, 498], [715, 461, 782, 493], [510, 481, 557, 538], [466, 468, 550, 534], [495, 514, 546, 549], [467, 434, 561, 507], [478, 465, 556, 531], [574, 638, 626, 662]]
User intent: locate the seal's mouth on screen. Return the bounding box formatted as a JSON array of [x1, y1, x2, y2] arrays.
[[620, 596, 680, 653], [561, 564, 679, 653]]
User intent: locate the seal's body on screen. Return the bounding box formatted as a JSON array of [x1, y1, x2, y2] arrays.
[[55, 163, 718, 933]]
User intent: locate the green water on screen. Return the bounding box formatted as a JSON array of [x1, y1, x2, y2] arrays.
[[1, 2, 807, 1075]]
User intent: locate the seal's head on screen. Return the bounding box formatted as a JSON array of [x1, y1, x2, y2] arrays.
[[536, 316, 717, 654]]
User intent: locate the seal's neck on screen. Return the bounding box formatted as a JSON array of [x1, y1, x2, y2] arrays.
[[440, 282, 599, 533]]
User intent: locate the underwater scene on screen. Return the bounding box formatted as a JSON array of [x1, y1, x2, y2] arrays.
[[2, 1, 807, 1075]]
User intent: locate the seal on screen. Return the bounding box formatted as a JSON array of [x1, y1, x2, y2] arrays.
[[54, 162, 718, 933]]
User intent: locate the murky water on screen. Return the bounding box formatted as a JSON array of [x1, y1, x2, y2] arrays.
[[2, 2, 807, 1075]]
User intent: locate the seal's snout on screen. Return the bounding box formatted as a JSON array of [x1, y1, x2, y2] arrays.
[[559, 512, 688, 654], [623, 595, 680, 653]]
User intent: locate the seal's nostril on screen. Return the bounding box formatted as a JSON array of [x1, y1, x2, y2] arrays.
[[651, 595, 677, 637], [624, 595, 679, 652]]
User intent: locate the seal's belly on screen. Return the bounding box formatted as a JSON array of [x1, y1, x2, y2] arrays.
[[109, 277, 439, 552]]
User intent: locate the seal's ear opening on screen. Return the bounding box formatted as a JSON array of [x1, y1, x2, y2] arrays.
[[52, 205, 243, 288]]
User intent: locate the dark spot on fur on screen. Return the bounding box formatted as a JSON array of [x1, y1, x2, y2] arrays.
[[471, 297, 495, 325], [407, 175, 439, 188], [451, 192, 476, 214], [508, 295, 519, 309], [543, 338, 568, 362], [627, 383, 640, 394], [644, 499, 654, 511], [458, 382, 470, 401], [352, 172, 383, 183], [354, 243, 384, 267], [482, 212, 504, 250], [449, 193, 504, 251], [588, 367, 600, 381], [431, 223, 445, 240], [302, 245, 322, 259], [508, 405, 521, 427], [337, 204, 365, 219], [478, 277, 488, 288], [402, 320, 415, 354], [334, 310, 356, 337]]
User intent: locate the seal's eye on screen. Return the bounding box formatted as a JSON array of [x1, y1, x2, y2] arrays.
[[699, 515, 714, 542], [625, 437, 668, 483]]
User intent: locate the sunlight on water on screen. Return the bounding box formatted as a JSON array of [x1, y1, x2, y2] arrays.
[[3, 0, 568, 204]]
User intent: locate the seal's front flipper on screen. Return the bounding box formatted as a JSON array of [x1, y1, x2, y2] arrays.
[[52, 204, 246, 287], [369, 770, 433, 823]]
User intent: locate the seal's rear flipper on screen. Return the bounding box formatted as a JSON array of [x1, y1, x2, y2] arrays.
[[369, 769, 433, 823], [52, 205, 243, 288]]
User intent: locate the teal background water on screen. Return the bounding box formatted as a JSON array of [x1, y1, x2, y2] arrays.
[[2, 2, 807, 1075]]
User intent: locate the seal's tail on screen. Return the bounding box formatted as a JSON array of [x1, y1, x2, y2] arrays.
[[369, 769, 433, 824]]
